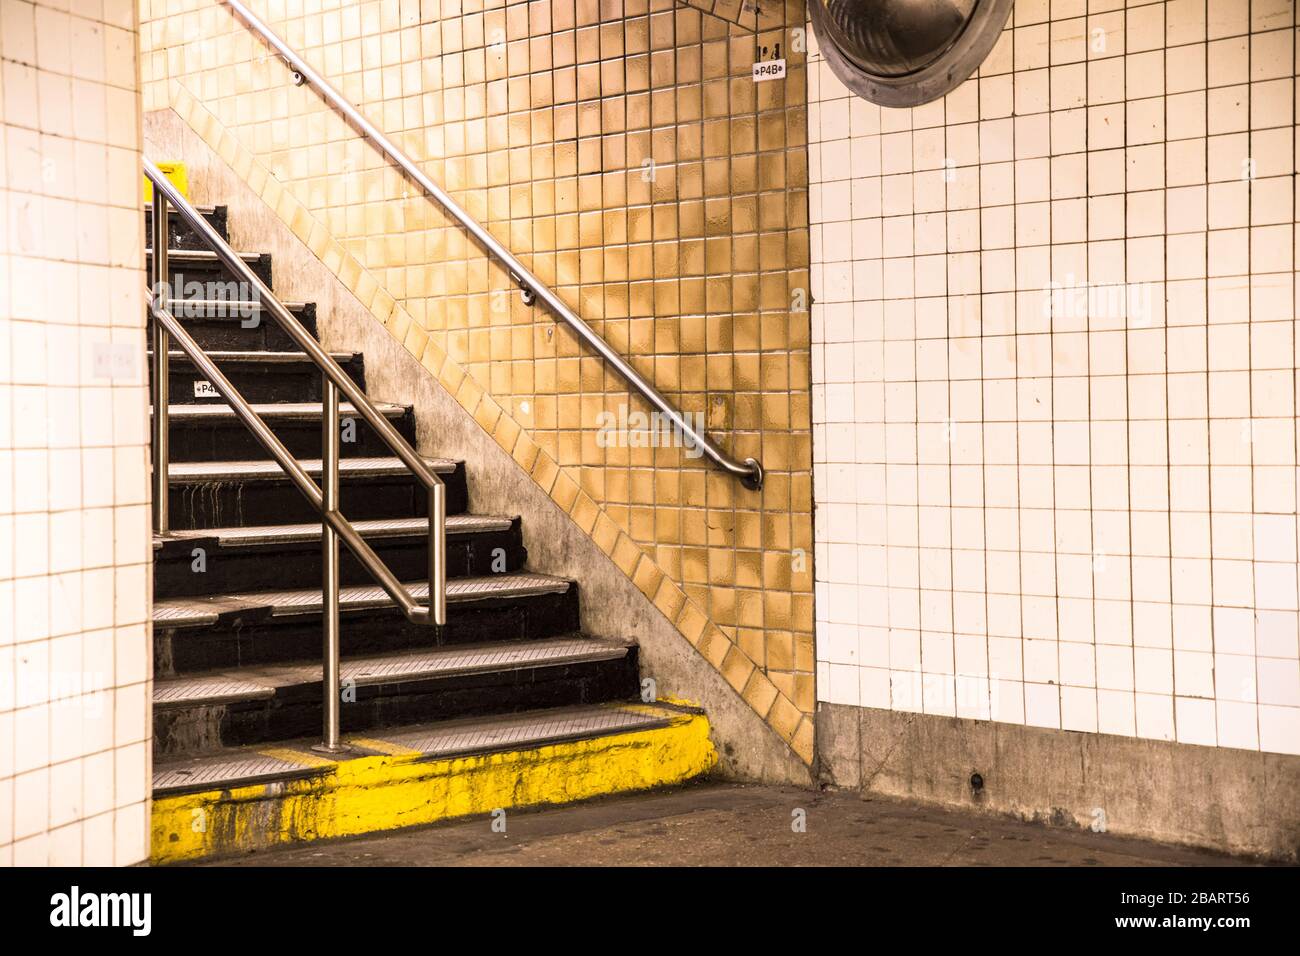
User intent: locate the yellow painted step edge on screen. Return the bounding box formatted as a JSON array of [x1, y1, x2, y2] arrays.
[[151, 711, 716, 864]]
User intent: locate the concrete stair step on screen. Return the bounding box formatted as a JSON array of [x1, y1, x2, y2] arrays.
[[147, 246, 272, 285], [157, 514, 513, 549], [158, 397, 417, 461], [153, 572, 572, 629], [149, 351, 365, 405], [158, 400, 406, 422], [153, 566, 580, 671], [147, 298, 319, 351], [152, 700, 694, 795], [152, 634, 630, 710], [153, 515, 525, 597], [143, 203, 228, 248], [152, 349, 354, 363], [151, 634, 641, 758], [166, 454, 456, 484], [149, 700, 715, 864], [160, 455, 468, 529]]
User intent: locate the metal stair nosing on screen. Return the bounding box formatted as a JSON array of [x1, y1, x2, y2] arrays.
[[155, 401, 408, 421], [158, 297, 310, 312], [153, 573, 573, 629], [165, 455, 458, 484], [150, 349, 358, 363], [155, 514, 516, 550], [146, 247, 263, 263], [151, 635, 632, 710]]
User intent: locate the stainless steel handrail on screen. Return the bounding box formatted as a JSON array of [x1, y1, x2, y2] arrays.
[[222, 0, 764, 491], [145, 159, 446, 750]]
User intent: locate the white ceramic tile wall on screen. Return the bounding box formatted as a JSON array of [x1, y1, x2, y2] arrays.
[[809, 0, 1300, 756], [0, 0, 151, 865]]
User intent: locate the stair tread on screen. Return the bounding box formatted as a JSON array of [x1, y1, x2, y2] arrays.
[[152, 634, 630, 707], [157, 514, 515, 548], [153, 571, 572, 627], [167, 455, 457, 483], [152, 350, 357, 363], [151, 700, 689, 794], [157, 401, 407, 420], [153, 674, 275, 706]]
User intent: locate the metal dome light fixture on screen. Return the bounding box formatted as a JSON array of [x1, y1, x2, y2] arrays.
[[809, 0, 1015, 108]]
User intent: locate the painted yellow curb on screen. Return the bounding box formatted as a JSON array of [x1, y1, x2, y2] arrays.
[[152, 711, 716, 864]]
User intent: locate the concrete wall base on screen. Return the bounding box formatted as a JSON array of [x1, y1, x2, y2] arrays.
[[817, 701, 1300, 861]]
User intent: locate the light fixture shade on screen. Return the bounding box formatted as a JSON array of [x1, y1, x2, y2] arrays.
[[809, 0, 1014, 107]]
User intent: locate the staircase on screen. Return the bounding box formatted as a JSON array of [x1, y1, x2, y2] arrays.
[[144, 197, 715, 863]]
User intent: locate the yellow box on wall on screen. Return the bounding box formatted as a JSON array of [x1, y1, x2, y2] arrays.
[[143, 162, 189, 203]]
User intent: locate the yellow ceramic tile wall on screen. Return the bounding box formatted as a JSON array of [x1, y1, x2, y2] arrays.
[[140, 0, 815, 761]]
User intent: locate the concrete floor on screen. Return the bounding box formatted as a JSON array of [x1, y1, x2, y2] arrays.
[[205, 782, 1256, 866]]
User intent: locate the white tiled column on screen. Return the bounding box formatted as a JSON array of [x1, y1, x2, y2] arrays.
[[0, 0, 152, 866], [809, 0, 1300, 759]]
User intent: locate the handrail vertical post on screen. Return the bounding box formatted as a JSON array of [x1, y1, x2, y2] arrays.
[[319, 377, 344, 751], [150, 196, 170, 533], [429, 483, 446, 626]]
